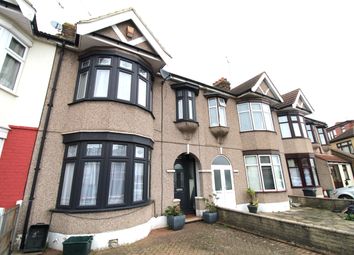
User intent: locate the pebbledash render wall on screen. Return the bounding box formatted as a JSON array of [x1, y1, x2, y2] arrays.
[[19, 45, 293, 250]]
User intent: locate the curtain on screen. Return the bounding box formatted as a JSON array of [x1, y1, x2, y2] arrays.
[[0, 54, 20, 90], [133, 163, 144, 201], [138, 79, 147, 106], [108, 162, 125, 204], [117, 72, 131, 100], [60, 163, 75, 205], [93, 69, 110, 97], [80, 162, 100, 206], [76, 72, 88, 99], [246, 166, 261, 191]]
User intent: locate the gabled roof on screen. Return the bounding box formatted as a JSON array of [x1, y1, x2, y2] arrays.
[[327, 120, 354, 131], [276, 88, 314, 114], [76, 8, 171, 63], [315, 154, 349, 163], [330, 128, 354, 143], [230, 72, 283, 103]]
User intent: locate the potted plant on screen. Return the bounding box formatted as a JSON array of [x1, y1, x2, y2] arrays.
[[164, 204, 185, 230], [202, 194, 218, 224], [246, 188, 258, 213]]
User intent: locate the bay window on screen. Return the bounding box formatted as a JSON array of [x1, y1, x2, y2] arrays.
[[278, 115, 308, 139], [237, 102, 274, 132], [317, 128, 328, 145], [244, 154, 285, 192], [171, 83, 199, 122], [337, 141, 353, 154], [57, 133, 152, 211], [208, 98, 227, 127], [306, 124, 316, 143], [286, 156, 319, 188], [74, 53, 152, 111], [0, 26, 28, 92]]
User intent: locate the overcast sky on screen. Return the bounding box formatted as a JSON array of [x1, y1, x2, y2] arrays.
[[31, 0, 354, 126]]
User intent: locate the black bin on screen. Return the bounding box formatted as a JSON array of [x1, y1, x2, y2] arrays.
[[63, 236, 93, 255], [23, 224, 49, 253], [302, 188, 317, 197]]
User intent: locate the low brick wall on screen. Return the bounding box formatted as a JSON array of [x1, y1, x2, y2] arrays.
[[289, 195, 354, 211], [218, 207, 354, 255]]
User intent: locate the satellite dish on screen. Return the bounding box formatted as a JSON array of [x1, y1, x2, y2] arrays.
[[50, 20, 62, 31], [160, 68, 171, 81]]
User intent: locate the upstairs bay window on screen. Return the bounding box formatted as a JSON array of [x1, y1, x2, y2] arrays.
[[244, 154, 285, 192], [0, 26, 28, 92], [237, 102, 274, 132], [317, 128, 328, 145], [278, 115, 307, 139], [208, 98, 227, 127], [75, 54, 152, 111], [57, 132, 152, 211], [171, 83, 199, 122], [306, 124, 316, 143]]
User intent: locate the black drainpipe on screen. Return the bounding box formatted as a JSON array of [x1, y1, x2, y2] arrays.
[[20, 43, 65, 249]]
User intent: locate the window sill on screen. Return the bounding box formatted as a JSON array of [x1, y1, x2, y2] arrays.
[[68, 99, 155, 119], [0, 85, 18, 97], [174, 120, 199, 125], [281, 137, 310, 140], [240, 130, 276, 134], [255, 190, 287, 194], [52, 200, 153, 214]]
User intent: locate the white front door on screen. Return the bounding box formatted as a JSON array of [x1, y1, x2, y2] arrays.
[[212, 162, 236, 208]]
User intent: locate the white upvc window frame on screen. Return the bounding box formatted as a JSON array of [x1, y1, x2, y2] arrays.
[[0, 25, 29, 94], [237, 102, 274, 132], [208, 97, 227, 127], [244, 154, 286, 192]]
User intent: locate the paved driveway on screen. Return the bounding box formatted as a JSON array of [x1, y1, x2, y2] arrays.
[[92, 222, 320, 255]]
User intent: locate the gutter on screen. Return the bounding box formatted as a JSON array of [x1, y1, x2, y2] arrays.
[[20, 43, 66, 249]]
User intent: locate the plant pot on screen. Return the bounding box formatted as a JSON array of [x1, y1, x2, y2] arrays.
[[203, 211, 218, 224], [167, 215, 185, 230], [247, 204, 258, 213]]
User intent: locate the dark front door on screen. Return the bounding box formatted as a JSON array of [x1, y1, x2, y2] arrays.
[[331, 165, 344, 188], [174, 154, 196, 214]]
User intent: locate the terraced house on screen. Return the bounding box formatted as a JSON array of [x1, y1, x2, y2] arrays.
[[18, 7, 353, 251]]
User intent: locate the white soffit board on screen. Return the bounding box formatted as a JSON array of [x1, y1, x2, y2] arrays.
[[251, 73, 284, 102], [76, 9, 171, 64]]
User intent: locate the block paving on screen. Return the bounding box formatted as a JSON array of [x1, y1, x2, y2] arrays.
[[90, 222, 321, 255]]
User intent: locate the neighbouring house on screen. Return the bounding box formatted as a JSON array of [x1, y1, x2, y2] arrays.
[[329, 128, 354, 155], [327, 120, 354, 141], [0, 0, 59, 211], [16, 7, 352, 252]]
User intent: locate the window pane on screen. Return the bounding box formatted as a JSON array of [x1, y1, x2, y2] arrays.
[[237, 103, 249, 112], [81, 60, 90, 68], [178, 99, 183, 119], [251, 103, 262, 111], [262, 166, 275, 189], [253, 112, 265, 130], [86, 144, 102, 156], [187, 91, 193, 97], [288, 160, 302, 187], [245, 155, 257, 165], [139, 69, 148, 78], [239, 112, 252, 131], [213, 156, 230, 165], [224, 170, 232, 190], [138, 79, 147, 107], [120, 60, 132, 70], [278, 116, 288, 122], [209, 107, 218, 127], [301, 122, 307, 138], [280, 123, 292, 138], [291, 116, 298, 121], [188, 99, 193, 119], [117, 72, 131, 100], [219, 98, 226, 106], [209, 98, 217, 107], [260, 156, 270, 164], [306, 125, 315, 142], [112, 144, 127, 157], [67, 145, 78, 157], [76, 72, 88, 99], [93, 69, 110, 97], [303, 168, 313, 186], [219, 106, 227, 126], [264, 112, 274, 131], [246, 166, 261, 190], [60, 163, 75, 205], [292, 123, 301, 136], [0, 54, 21, 90], [80, 162, 100, 206], [108, 162, 125, 204], [133, 163, 144, 201], [98, 57, 111, 65], [274, 165, 285, 190], [135, 146, 145, 158], [9, 38, 25, 57], [310, 159, 319, 186], [271, 155, 280, 165], [213, 169, 222, 191]]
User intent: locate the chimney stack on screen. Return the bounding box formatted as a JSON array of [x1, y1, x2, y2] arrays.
[[213, 77, 231, 91]]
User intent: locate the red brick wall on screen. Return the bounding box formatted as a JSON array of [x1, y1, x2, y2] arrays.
[[0, 126, 38, 208]]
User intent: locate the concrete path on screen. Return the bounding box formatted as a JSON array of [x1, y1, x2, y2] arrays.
[[91, 222, 320, 255]]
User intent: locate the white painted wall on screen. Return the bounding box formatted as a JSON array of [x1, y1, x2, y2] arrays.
[[0, 27, 56, 129]]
